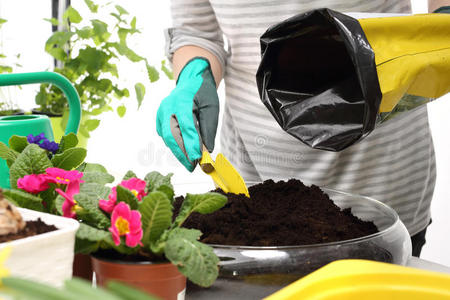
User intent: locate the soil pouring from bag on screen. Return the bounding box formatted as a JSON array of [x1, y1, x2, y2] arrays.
[[0, 219, 57, 243], [174, 179, 378, 246]]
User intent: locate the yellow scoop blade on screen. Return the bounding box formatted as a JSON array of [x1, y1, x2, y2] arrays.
[[200, 151, 249, 197]]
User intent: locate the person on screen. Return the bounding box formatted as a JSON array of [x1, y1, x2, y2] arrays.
[[156, 0, 449, 257]]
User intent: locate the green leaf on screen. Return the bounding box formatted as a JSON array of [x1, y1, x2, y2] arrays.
[[77, 27, 93, 39], [146, 63, 159, 83], [51, 147, 87, 170], [85, 119, 100, 131], [75, 193, 110, 229], [0, 18, 7, 25], [156, 184, 174, 201], [117, 105, 126, 117], [174, 192, 227, 227], [9, 144, 52, 188], [115, 5, 129, 15], [165, 228, 219, 287], [82, 172, 115, 185], [78, 47, 109, 73], [47, 47, 67, 61], [45, 31, 74, 51], [76, 222, 110, 242], [63, 6, 82, 24], [0, 141, 19, 167], [116, 185, 139, 210], [106, 281, 161, 300], [130, 17, 137, 29], [44, 18, 60, 26], [78, 162, 109, 174], [161, 60, 174, 80], [8, 135, 29, 153], [91, 19, 110, 44], [84, 0, 98, 13], [2, 189, 44, 211], [75, 223, 110, 254], [139, 191, 172, 248], [65, 278, 123, 300], [134, 83, 145, 108], [122, 170, 137, 181], [144, 171, 173, 194], [80, 182, 111, 201], [58, 133, 79, 152], [2, 277, 81, 300], [55, 194, 64, 215]]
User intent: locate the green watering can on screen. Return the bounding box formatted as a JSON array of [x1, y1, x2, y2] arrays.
[[0, 72, 81, 188]]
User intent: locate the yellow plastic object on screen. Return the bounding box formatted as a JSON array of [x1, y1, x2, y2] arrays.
[[199, 149, 249, 197], [265, 259, 450, 300], [359, 13, 450, 113]]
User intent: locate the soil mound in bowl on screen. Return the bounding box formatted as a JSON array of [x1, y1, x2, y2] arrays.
[[0, 218, 57, 243], [175, 179, 378, 246]]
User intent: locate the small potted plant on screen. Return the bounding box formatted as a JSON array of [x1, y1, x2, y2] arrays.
[[0, 132, 107, 280], [34, 0, 161, 146], [0, 189, 79, 287], [76, 170, 227, 299]]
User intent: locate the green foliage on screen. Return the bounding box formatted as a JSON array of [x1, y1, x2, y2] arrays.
[[2, 134, 94, 214], [36, 0, 161, 138], [72, 170, 226, 287], [165, 228, 220, 287], [173, 192, 228, 227], [144, 171, 175, 201], [2, 277, 160, 300], [9, 144, 53, 188], [2, 189, 44, 211], [139, 191, 172, 249], [115, 185, 139, 209], [1, 132, 225, 288]]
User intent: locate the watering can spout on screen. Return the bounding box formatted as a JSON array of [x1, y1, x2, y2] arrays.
[[0, 72, 82, 188]]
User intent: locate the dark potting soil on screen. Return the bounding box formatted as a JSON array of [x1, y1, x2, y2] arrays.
[[0, 218, 57, 243], [174, 179, 378, 246]]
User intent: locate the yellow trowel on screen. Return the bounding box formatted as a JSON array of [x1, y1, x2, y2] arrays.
[[199, 146, 249, 197]]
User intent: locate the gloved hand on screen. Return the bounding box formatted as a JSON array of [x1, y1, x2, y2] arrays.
[[156, 57, 219, 171]]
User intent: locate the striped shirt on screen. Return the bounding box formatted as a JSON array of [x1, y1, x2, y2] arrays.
[[166, 0, 435, 236]]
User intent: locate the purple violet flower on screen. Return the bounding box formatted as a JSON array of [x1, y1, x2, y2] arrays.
[[27, 133, 46, 144], [27, 133, 59, 154], [41, 139, 59, 154]]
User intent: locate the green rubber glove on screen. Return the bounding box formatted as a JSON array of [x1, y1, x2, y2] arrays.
[[156, 57, 219, 172]]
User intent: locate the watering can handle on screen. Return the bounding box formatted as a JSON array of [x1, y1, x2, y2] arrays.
[[0, 72, 81, 135]]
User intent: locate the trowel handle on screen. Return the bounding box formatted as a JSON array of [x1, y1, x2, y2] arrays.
[[0, 72, 81, 135], [200, 144, 214, 173]]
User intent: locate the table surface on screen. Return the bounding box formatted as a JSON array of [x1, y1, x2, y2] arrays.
[[186, 257, 450, 300]]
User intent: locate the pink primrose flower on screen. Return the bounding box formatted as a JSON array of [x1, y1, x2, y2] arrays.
[[56, 188, 77, 218], [99, 189, 117, 213], [45, 168, 84, 196], [120, 178, 147, 200], [17, 174, 49, 194], [99, 178, 147, 213], [109, 202, 143, 247]]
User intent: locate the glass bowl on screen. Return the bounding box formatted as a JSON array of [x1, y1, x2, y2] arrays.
[[174, 181, 412, 298]]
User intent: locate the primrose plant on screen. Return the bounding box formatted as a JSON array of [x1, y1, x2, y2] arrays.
[[71, 170, 227, 287], [0, 133, 227, 287]]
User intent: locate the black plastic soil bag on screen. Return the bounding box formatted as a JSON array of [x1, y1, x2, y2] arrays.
[[256, 8, 381, 151]]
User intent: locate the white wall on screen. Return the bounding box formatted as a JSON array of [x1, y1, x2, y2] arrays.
[[0, 0, 448, 266]]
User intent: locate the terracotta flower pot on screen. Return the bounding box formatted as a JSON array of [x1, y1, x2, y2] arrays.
[[91, 255, 186, 300], [72, 253, 93, 281]]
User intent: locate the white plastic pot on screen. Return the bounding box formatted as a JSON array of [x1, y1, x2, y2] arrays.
[[0, 208, 79, 287]]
